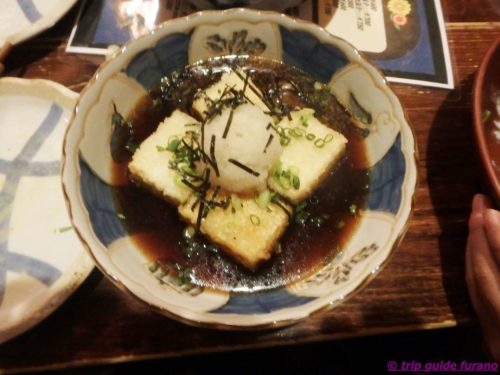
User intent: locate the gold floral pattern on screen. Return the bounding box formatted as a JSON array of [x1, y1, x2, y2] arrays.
[[387, 0, 412, 29]]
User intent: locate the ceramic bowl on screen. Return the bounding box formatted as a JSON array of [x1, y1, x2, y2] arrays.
[[188, 0, 304, 11], [472, 36, 500, 207], [0, 78, 93, 344], [62, 9, 417, 329], [0, 0, 78, 49]]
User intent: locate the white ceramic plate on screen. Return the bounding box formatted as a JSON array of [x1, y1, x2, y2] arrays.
[[0, 0, 78, 49], [0, 78, 94, 344]]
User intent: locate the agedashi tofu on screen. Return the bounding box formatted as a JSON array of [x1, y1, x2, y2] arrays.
[[192, 71, 269, 116], [128, 110, 200, 205], [178, 190, 290, 271], [268, 109, 347, 204]]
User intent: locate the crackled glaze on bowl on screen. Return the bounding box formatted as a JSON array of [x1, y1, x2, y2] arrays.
[[62, 9, 417, 328]]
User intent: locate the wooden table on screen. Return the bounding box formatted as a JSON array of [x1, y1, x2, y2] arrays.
[[1, 1, 499, 372]]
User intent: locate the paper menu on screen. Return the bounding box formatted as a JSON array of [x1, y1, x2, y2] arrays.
[[293, 0, 454, 89], [319, 0, 388, 53], [67, 0, 454, 89]]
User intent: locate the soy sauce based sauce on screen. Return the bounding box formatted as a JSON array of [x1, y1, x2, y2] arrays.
[[111, 56, 370, 293]]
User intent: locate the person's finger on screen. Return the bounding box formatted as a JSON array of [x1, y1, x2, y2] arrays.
[[466, 233, 480, 312], [484, 208, 500, 269], [468, 218, 500, 311], [472, 194, 492, 213], [466, 194, 500, 362], [469, 194, 490, 232], [467, 221, 500, 360], [465, 194, 487, 312], [467, 194, 499, 303]]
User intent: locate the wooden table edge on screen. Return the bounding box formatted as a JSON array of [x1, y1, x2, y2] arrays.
[[1, 320, 463, 373]]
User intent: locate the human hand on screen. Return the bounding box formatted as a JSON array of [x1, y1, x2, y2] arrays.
[[466, 194, 500, 361]]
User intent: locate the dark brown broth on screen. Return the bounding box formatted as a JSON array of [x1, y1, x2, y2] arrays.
[[111, 56, 370, 293]]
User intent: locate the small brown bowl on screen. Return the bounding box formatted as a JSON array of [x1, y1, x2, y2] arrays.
[[472, 36, 500, 207]]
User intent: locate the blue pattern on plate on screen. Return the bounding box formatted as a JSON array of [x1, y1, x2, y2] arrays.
[[211, 289, 315, 314], [79, 157, 126, 247], [125, 33, 191, 90], [0, 103, 64, 305], [280, 26, 349, 83], [17, 0, 42, 23], [368, 134, 405, 215]]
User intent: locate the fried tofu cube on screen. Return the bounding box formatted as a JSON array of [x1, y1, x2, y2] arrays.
[[192, 71, 269, 116], [268, 109, 347, 204], [128, 110, 199, 205], [178, 192, 290, 271]]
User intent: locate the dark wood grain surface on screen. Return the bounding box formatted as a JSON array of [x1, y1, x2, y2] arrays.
[[0, 1, 499, 372]]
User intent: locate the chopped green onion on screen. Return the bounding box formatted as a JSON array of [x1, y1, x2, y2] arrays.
[[314, 82, 323, 90], [289, 166, 300, 176], [298, 108, 315, 127], [279, 174, 292, 190], [148, 262, 159, 273], [295, 201, 307, 212], [290, 127, 306, 138], [336, 220, 345, 229], [179, 163, 199, 176], [256, 190, 271, 209], [117, 213, 126, 220], [306, 133, 316, 141], [167, 137, 181, 151], [324, 134, 334, 143], [174, 174, 189, 190], [482, 110, 492, 124], [314, 138, 325, 148], [349, 204, 357, 215], [231, 194, 243, 211], [295, 210, 310, 225], [250, 214, 261, 225], [57, 226, 73, 233], [273, 164, 300, 191], [280, 135, 291, 146], [270, 192, 279, 203], [272, 161, 282, 177]]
